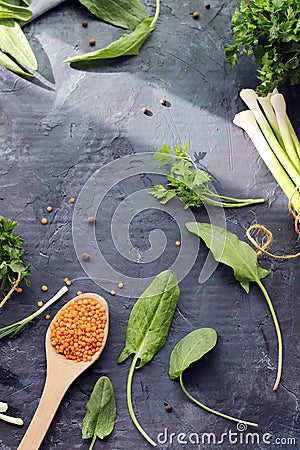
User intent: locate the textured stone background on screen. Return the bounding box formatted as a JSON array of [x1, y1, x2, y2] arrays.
[[0, 1, 299, 449]]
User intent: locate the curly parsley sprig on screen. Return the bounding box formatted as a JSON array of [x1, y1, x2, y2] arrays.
[[0, 215, 31, 308]]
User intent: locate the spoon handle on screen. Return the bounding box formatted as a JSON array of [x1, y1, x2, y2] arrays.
[[17, 372, 72, 450]]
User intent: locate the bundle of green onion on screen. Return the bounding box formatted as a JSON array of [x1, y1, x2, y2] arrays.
[[233, 89, 300, 214]]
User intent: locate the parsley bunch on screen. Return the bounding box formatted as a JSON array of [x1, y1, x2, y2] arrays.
[[0, 215, 30, 308], [149, 142, 264, 209], [225, 0, 300, 96]]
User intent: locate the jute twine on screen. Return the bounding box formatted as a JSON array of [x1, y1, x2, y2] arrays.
[[246, 186, 300, 259]]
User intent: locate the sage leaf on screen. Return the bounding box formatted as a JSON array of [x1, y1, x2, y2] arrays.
[[65, 17, 154, 63], [78, 0, 148, 30], [118, 269, 180, 368], [186, 222, 283, 392], [169, 328, 217, 380], [118, 269, 180, 447], [0, 1, 32, 21], [0, 19, 37, 71], [82, 376, 116, 449], [186, 222, 270, 292], [169, 328, 258, 427]]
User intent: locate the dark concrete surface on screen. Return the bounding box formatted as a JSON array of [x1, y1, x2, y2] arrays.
[[0, 1, 299, 449]]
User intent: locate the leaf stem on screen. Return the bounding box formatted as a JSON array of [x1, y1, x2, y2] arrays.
[[179, 374, 258, 427], [0, 272, 21, 309], [256, 280, 282, 391], [150, 0, 160, 28], [89, 435, 97, 450], [127, 354, 157, 447]]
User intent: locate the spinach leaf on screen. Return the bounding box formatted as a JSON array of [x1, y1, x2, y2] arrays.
[[0, 1, 32, 21], [0, 18, 37, 73], [65, 17, 154, 63], [186, 222, 282, 391], [82, 376, 116, 449], [78, 0, 148, 30], [169, 328, 217, 380], [169, 328, 258, 427], [118, 269, 180, 446]]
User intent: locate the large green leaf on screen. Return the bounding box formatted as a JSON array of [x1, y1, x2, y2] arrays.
[[78, 0, 148, 30], [82, 377, 116, 448], [0, 1, 32, 20], [169, 328, 217, 380], [186, 222, 271, 292], [0, 48, 32, 75], [65, 17, 154, 63], [118, 270, 180, 369], [0, 18, 37, 71]]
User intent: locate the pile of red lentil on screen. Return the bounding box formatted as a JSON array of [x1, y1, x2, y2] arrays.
[[50, 298, 107, 362]]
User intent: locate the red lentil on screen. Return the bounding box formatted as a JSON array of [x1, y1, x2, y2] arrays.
[[41, 218, 48, 225], [16, 287, 22, 293], [50, 298, 107, 362], [175, 241, 181, 247], [41, 285, 48, 292], [46, 206, 53, 212]]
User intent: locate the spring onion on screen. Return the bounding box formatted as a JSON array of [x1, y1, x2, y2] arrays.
[[0, 286, 68, 339], [234, 89, 300, 214]]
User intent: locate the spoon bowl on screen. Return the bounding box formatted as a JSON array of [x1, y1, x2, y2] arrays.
[[17, 293, 109, 450]]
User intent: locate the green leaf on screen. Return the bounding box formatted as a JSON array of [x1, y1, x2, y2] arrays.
[[65, 17, 154, 63], [0, 1, 32, 20], [78, 0, 148, 30], [169, 328, 217, 380], [154, 143, 173, 167], [0, 19, 37, 71], [82, 376, 116, 448], [118, 270, 180, 368], [186, 222, 270, 293], [0, 48, 32, 75]]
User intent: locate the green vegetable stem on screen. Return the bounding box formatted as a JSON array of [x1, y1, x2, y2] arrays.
[[82, 376, 116, 450], [149, 142, 264, 209], [169, 328, 258, 427], [186, 222, 282, 391], [0, 215, 31, 308], [118, 270, 180, 447]]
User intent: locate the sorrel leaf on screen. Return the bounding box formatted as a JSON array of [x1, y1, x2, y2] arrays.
[[82, 376, 116, 449], [118, 269, 180, 368], [118, 269, 180, 446], [0, 1, 32, 20], [169, 328, 217, 380], [186, 222, 270, 292], [0, 18, 37, 71], [78, 0, 148, 30], [65, 17, 154, 63], [169, 328, 258, 427], [186, 222, 282, 391]]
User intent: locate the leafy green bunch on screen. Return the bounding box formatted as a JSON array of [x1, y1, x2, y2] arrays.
[[0, 215, 30, 306], [149, 142, 264, 209], [225, 0, 300, 96], [0, 0, 37, 76]]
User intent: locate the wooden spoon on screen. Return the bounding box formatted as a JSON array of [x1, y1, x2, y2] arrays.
[[17, 292, 109, 450]]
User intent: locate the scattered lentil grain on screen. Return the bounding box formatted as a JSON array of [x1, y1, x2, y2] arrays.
[[160, 98, 167, 105], [70, 198, 75, 203], [118, 282, 124, 289], [41, 285, 48, 292], [41, 218, 48, 225], [37, 301, 43, 307], [88, 216, 96, 224], [77, 291, 83, 296], [205, 4, 211, 9], [66, 280, 72, 286], [175, 241, 181, 247], [89, 38, 96, 46], [192, 11, 200, 19], [141, 106, 148, 114], [45, 314, 51, 320], [82, 252, 90, 261], [82, 20, 88, 27], [16, 287, 22, 293], [46, 206, 53, 212], [110, 290, 116, 296]]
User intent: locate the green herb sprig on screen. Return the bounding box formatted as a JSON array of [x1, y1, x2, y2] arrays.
[[0, 215, 31, 308], [149, 142, 264, 209], [225, 0, 300, 96]]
